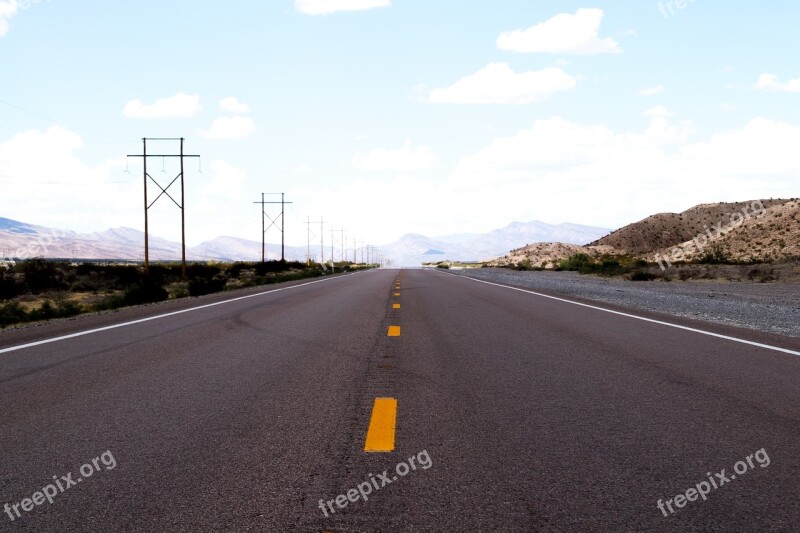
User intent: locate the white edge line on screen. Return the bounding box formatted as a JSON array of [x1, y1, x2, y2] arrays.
[[448, 272, 800, 358], [0, 272, 365, 355]]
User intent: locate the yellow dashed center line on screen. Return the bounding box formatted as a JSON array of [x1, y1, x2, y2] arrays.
[[392, 303, 400, 309], [364, 397, 397, 452], [393, 292, 400, 297], [388, 325, 401, 337]]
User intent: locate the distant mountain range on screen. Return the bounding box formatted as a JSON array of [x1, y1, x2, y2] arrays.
[[0, 217, 611, 265], [379, 221, 611, 265], [0, 217, 308, 262]]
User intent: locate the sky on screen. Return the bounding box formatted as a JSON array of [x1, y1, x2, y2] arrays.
[[1, 0, 799, 250]]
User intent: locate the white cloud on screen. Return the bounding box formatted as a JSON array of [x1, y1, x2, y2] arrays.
[[643, 105, 671, 117], [445, 112, 798, 231], [295, 0, 390, 15], [201, 160, 247, 200], [497, 8, 620, 55], [220, 97, 251, 113], [0, 126, 260, 246], [756, 73, 800, 93], [197, 116, 256, 140], [123, 93, 201, 119], [428, 63, 576, 105], [0, 126, 141, 232], [0, 0, 18, 36], [353, 140, 437, 172], [638, 84, 664, 96]]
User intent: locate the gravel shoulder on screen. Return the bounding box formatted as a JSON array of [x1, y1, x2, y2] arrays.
[[452, 268, 800, 338]]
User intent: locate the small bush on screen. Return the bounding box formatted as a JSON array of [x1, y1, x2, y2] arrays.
[[557, 253, 595, 272], [630, 271, 658, 281], [698, 246, 732, 265], [124, 278, 168, 305], [188, 276, 227, 296], [514, 259, 539, 271], [0, 301, 27, 327]]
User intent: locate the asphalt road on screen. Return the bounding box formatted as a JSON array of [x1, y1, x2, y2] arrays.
[[1, 268, 799, 532]]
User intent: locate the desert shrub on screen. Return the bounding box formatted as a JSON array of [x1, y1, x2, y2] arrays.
[[513, 259, 536, 271], [747, 268, 778, 283], [557, 253, 596, 273], [123, 278, 168, 305], [167, 282, 190, 299], [0, 297, 82, 327], [69, 272, 106, 292], [0, 301, 27, 327], [188, 276, 227, 296], [226, 262, 251, 278], [698, 246, 732, 265], [92, 294, 127, 311], [597, 259, 624, 276], [254, 260, 305, 275], [21, 259, 69, 293], [630, 271, 657, 281], [0, 273, 24, 300], [437, 263, 450, 269], [185, 263, 223, 279]]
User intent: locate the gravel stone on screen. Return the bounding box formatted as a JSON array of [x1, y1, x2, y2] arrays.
[[453, 268, 800, 338]]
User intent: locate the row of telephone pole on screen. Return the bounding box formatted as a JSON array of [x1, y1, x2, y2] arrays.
[[128, 137, 386, 273], [302, 215, 384, 267]]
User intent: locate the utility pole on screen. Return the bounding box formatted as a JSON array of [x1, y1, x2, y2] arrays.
[[305, 216, 323, 265], [332, 227, 344, 265], [127, 137, 199, 277], [253, 193, 292, 262], [320, 216, 324, 266], [330, 228, 335, 264]]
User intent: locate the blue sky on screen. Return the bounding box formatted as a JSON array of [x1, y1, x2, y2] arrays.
[[1, 0, 799, 248]]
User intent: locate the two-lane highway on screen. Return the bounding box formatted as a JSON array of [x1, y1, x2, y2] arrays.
[[1, 268, 799, 531]]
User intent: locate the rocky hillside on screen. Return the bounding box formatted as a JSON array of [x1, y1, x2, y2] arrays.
[[590, 199, 791, 255], [491, 198, 800, 268]]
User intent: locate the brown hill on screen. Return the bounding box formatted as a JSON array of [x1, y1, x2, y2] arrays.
[[490, 198, 800, 269], [589, 199, 793, 255], [655, 198, 800, 265]]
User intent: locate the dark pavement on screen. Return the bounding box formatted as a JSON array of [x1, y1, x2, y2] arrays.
[[1, 268, 799, 532]]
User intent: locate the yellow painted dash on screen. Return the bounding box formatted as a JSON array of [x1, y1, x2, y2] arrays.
[[388, 326, 401, 337], [394, 292, 400, 297], [364, 397, 397, 452], [393, 303, 401, 309]]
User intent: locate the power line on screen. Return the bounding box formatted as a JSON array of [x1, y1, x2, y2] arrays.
[[253, 193, 293, 262], [127, 137, 200, 277], [0, 98, 130, 144], [304, 216, 324, 265]]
